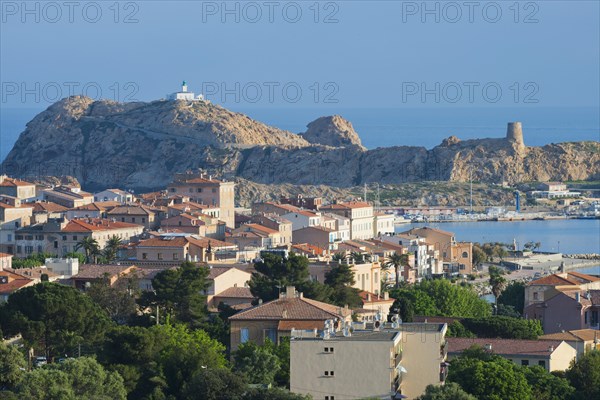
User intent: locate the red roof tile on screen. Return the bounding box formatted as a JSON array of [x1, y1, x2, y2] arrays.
[[62, 218, 142, 232], [447, 338, 564, 357]]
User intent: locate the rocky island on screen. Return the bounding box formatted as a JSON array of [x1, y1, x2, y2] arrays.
[[2, 96, 598, 192]]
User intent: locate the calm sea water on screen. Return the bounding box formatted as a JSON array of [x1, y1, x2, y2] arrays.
[[396, 219, 600, 255], [2, 106, 599, 161]]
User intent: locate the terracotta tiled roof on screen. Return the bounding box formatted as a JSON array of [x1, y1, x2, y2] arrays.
[[292, 243, 327, 256], [32, 201, 68, 213], [447, 338, 564, 357], [73, 264, 135, 280], [74, 201, 121, 212], [0, 270, 34, 294], [230, 296, 349, 321], [173, 177, 222, 184], [566, 271, 600, 283], [137, 237, 189, 248], [529, 274, 580, 286], [237, 223, 279, 235], [406, 226, 454, 236], [322, 201, 371, 210], [62, 218, 142, 232], [0, 177, 34, 187], [359, 291, 394, 303], [108, 205, 154, 216], [186, 236, 234, 249], [215, 286, 254, 299], [0, 252, 13, 258]]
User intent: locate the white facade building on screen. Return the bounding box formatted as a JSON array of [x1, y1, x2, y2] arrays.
[[167, 81, 205, 101]]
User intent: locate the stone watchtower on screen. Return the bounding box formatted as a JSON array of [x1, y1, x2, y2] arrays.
[[506, 122, 525, 150]]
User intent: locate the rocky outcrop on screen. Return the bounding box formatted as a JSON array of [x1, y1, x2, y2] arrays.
[[300, 115, 365, 150], [2, 96, 599, 190]]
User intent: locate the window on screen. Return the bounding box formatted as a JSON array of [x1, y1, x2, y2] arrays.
[[132, 217, 136, 223], [157, 253, 163, 260], [121, 218, 125, 222], [324, 347, 334, 353], [37, 246, 43, 253], [533, 292, 539, 300], [538, 360, 546, 368], [16, 235, 23, 240], [142, 218, 146, 223], [73, 235, 77, 241], [54, 241, 58, 249], [62, 235, 67, 241], [325, 397, 335, 400], [189, 188, 194, 193], [7, 234, 12, 241], [25, 246, 33, 254], [35, 235, 43, 240], [212, 188, 217, 193], [324, 371, 334, 377], [264, 329, 277, 343], [197, 188, 202, 193], [16, 246, 22, 254], [240, 328, 249, 343], [521, 360, 529, 366], [142, 253, 147, 260], [173, 253, 179, 260], [462, 252, 468, 258], [25, 235, 33, 240], [585, 311, 588, 324], [170, 188, 176, 193]]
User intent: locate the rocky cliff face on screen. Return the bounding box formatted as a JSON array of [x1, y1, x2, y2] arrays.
[[2, 96, 599, 190]]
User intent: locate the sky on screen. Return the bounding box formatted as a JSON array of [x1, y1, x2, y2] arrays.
[[1, 0, 599, 111]]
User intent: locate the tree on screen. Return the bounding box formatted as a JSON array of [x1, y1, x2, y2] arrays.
[[75, 236, 100, 263], [488, 266, 507, 311], [0, 342, 27, 389], [472, 245, 487, 269], [524, 365, 575, 400], [445, 320, 475, 338], [448, 352, 533, 400], [101, 235, 122, 263], [497, 281, 525, 315], [324, 263, 362, 308], [389, 296, 414, 322], [244, 388, 312, 400], [460, 316, 543, 339], [0, 283, 112, 358], [234, 340, 281, 385], [416, 382, 477, 400], [384, 253, 409, 287], [249, 253, 310, 302], [565, 350, 600, 400], [182, 368, 247, 400], [87, 271, 139, 325], [151, 261, 209, 326], [13, 357, 126, 400], [64, 251, 86, 264]]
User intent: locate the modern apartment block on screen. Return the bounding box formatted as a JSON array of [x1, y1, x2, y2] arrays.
[[290, 322, 448, 400]]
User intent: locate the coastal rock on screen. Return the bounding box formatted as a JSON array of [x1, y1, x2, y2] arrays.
[[2, 96, 599, 190], [300, 115, 365, 150]]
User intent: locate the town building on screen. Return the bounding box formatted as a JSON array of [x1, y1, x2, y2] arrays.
[[167, 172, 235, 228], [373, 212, 395, 237], [525, 289, 600, 333], [160, 213, 226, 239], [229, 286, 352, 352], [0, 252, 13, 270], [205, 266, 252, 308], [524, 271, 600, 307], [280, 194, 322, 210], [42, 186, 94, 208], [70, 264, 137, 290], [0, 269, 35, 302], [107, 205, 159, 229], [293, 226, 342, 251], [14, 218, 144, 257], [252, 201, 301, 217], [0, 176, 36, 200], [319, 201, 374, 240], [93, 189, 134, 203], [447, 337, 577, 372], [135, 235, 236, 263], [65, 201, 121, 220], [230, 223, 287, 250], [290, 322, 448, 400], [281, 210, 322, 231], [250, 214, 293, 247], [539, 329, 600, 359]]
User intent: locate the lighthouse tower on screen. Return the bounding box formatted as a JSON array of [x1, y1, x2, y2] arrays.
[[506, 122, 525, 149], [167, 81, 204, 101]]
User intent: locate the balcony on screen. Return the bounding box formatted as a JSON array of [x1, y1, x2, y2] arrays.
[[440, 362, 450, 382], [394, 350, 403, 366], [440, 341, 448, 359]]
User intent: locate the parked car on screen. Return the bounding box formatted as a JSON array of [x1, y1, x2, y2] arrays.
[[34, 356, 47, 367]]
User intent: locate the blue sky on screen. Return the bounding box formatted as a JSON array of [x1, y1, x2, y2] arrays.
[[1, 0, 599, 110]]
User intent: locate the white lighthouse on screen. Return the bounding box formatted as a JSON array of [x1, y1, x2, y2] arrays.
[[167, 81, 205, 101]]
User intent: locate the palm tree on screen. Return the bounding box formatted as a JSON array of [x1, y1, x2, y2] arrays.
[[75, 237, 99, 263], [384, 252, 410, 288], [103, 235, 122, 263], [488, 266, 507, 313], [332, 252, 347, 264]]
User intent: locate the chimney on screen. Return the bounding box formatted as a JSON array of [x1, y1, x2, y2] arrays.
[[366, 293, 371, 302], [285, 286, 296, 298], [548, 345, 554, 353], [384, 292, 389, 300]]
